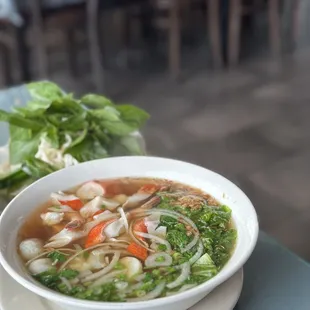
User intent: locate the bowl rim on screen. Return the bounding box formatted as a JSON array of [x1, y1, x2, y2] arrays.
[[0, 156, 259, 309]]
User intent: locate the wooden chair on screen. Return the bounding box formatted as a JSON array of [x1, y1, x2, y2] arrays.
[[228, 0, 300, 66], [0, 22, 20, 86], [149, 0, 223, 78], [21, 1, 85, 79]]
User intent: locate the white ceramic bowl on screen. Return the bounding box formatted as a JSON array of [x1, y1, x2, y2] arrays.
[[0, 156, 258, 310]]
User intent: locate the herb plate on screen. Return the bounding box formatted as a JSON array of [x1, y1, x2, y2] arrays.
[[0, 264, 243, 310]]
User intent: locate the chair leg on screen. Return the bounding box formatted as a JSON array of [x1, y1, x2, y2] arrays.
[[228, 0, 242, 66], [65, 29, 79, 77], [268, 0, 281, 57], [207, 0, 223, 69], [0, 44, 12, 86], [168, 0, 181, 79], [29, 0, 49, 79], [291, 0, 300, 47], [87, 0, 105, 93]]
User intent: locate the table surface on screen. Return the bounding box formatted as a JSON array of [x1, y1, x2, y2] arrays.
[[1, 85, 310, 310]]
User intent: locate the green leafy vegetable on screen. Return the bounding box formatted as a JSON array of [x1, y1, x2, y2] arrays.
[[0, 81, 149, 196], [166, 230, 190, 251], [47, 251, 67, 263], [59, 269, 79, 279]]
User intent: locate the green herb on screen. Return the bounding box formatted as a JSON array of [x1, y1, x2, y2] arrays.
[[166, 230, 190, 251], [47, 251, 67, 263], [157, 244, 167, 251], [34, 268, 59, 289], [100, 205, 106, 210], [114, 262, 126, 270], [0, 81, 149, 196], [155, 256, 165, 263], [58, 269, 79, 279], [83, 251, 90, 259]]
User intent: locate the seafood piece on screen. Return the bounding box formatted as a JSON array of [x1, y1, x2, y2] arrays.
[[48, 205, 75, 213], [80, 196, 120, 218], [64, 212, 85, 230], [140, 196, 161, 210], [145, 214, 167, 238], [41, 211, 84, 230], [85, 219, 116, 248], [119, 257, 142, 278], [19, 238, 44, 261], [123, 184, 160, 210], [28, 258, 53, 275], [41, 212, 64, 226], [76, 181, 105, 200], [51, 193, 83, 211], [44, 228, 87, 248], [104, 218, 126, 239]]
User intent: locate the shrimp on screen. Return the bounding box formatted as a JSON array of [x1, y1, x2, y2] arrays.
[[80, 196, 120, 219], [76, 181, 105, 200], [41, 212, 65, 226], [40, 211, 84, 230], [123, 184, 160, 210], [51, 193, 83, 211]]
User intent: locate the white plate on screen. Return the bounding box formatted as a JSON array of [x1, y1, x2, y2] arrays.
[[0, 265, 243, 310]]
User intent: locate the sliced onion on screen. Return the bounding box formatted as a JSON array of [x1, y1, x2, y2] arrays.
[[188, 240, 204, 265], [134, 209, 199, 253], [73, 244, 83, 252], [145, 252, 172, 268], [166, 283, 197, 296], [129, 219, 154, 253], [135, 232, 171, 252], [81, 251, 121, 282], [60, 277, 72, 290], [78, 270, 93, 278], [166, 262, 190, 289], [60, 244, 116, 270], [115, 281, 129, 290], [108, 238, 131, 245], [133, 273, 146, 282], [90, 270, 126, 288], [126, 281, 166, 302], [118, 207, 128, 232]]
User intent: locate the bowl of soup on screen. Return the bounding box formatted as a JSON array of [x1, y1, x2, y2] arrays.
[[0, 156, 258, 310]]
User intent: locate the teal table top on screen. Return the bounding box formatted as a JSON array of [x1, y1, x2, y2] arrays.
[[0, 85, 310, 310]]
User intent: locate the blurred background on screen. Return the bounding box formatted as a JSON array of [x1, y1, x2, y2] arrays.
[[0, 0, 309, 260]]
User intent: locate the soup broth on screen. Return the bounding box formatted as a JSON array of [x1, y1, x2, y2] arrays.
[[18, 178, 237, 302]]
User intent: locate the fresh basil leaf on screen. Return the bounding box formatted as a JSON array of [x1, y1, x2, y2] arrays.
[[0, 110, 44, 130], [58, 113, 88, 131], [23, 158, 56, 178], [47, 96, 84, 115], [9, 126, 42, 164], [66, 129, 88, 149], [81, 94, 113, 109], [27, 81, 64, 102], [100, 120, 135, 136], [67, 136, 108, 162], [45, 126, 59, 148], [117, 104, 149, 127], [88, 106, 120, 122]]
